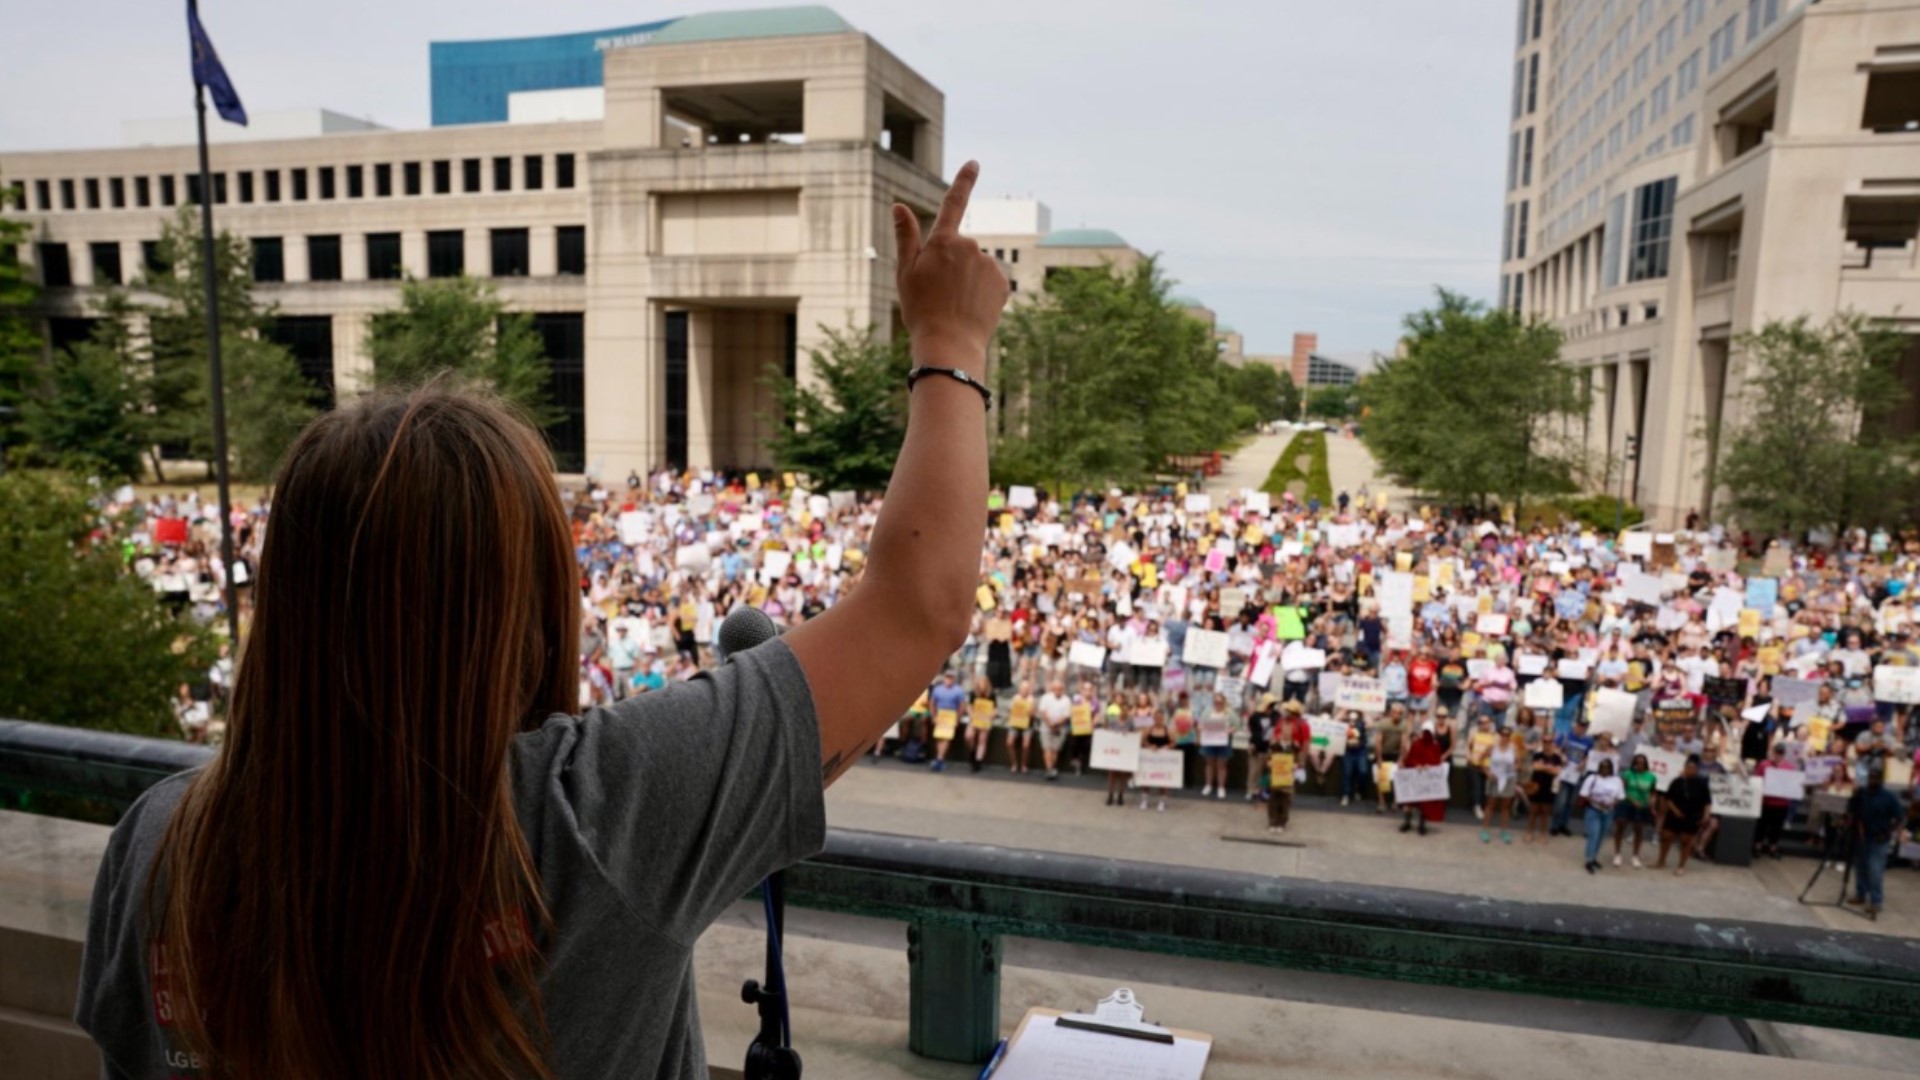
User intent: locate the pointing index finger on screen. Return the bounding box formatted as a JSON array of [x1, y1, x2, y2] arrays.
[[930, 160, 979, 238]]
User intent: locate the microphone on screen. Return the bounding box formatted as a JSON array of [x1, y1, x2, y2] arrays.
[[718, 605, 780, 663]]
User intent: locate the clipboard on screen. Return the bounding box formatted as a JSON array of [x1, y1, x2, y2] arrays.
[[986, 989, 1212, 1079]]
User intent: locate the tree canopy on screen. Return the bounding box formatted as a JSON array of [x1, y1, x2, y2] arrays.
[[991, 258, 1245, 491], [0, 472, 216, 736], [365, 276, 557, 427], [764, 326, 910, 492], [1363, 289, 1583, 508], [1715, 312, 1919, 537], [0, 179, 40, 456]]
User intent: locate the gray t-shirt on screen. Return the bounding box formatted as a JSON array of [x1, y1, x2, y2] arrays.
[[75, 640, 825, 1080]]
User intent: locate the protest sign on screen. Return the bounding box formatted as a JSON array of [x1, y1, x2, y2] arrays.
[[1184, 493, 1212, 513], [1873, 665, 1920, 704], [1091, 729, 1140, 773], [1642, 747, 1689, 792], [1219, 587, 1249, 617], [1008, 485, 1038, 509], [1467, 659, 1492, 681], [1070, 703, 1095, 735], [1556, 658, 1590, 681], [932, 709, 959, 741], [1742, 702, 1773, 723], [1214, 676, 1247, 706], [1394, 764, 1450, 804], [1523, 679, 1564, 710], [675, 545, 712, 571], [1710, 773, 1763, 818], [1268, 752, 1298, 789], [1516, 652, 1550, 677], [1309, 717, 1349, 751], [1761, 768, 1806, 801], [970, 698, 996, 730], [1621, 572, 1665, 606], [1377, 571, 1415, 619], [1476, 613, 1510, 637], [1622, 531, 1653, 558], [1803, 756, 1842, 787], [1068, 642, 1108, 669], [1249, 645, 1278, 688], [1652, 705, 1697, 745], [618, 511, 649, 546], [1771, 676, 1821, 710], [1746, 578, 1780, 617], [1182, 629, 1231, 669], [1589, 688, 1637, 739], [1199, 718, 1232, 747], [1738, 608, 1762, 639], [1137, 748, 1184, 788], [1335, 676, 1388, 713], [1761, 545, 1791, 576], [1887, 758, 1915, 789], [1283, 645, 1328, 671], [1007, 698, 1033, 731], [1703, 677, 1747, 709], [1128, 639, 1169, 668]]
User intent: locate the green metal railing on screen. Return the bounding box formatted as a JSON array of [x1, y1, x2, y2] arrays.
[[5, 718, 1919, 1063]]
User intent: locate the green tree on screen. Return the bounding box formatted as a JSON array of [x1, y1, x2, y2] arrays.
[[1364, 289, 1583, 509], [1305, 383, 1359, 420], [994, 258, 1239, 491], [0, 471, 216, 736], [1715, 312, 1919, 537], [144, 207, 317, 480], [18, 291, 149, 480], [365, 276, 556, 425], [764, 326, 910, 491], [1230, 362, 1299, 425], [0, 177, 39, 452]]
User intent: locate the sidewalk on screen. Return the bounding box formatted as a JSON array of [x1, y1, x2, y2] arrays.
[[1324, 428, 1415, 511], [1203, 429, 1291, 500], [826, 756, 1918, 939]]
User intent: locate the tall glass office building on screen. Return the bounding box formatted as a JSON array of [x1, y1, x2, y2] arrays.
[[429, 19, 683, 126]]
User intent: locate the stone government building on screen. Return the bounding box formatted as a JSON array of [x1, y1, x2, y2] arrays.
[[1, 7, 1139, 478]]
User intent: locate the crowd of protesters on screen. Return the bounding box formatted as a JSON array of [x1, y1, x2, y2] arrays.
[[95, 468, 1920, 913]]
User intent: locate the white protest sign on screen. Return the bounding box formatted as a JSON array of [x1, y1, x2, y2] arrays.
[[1516, 652, 1550, 677], [1476, 613, 1510, 636], [1394, 763, 1451, 804], [1245, 492, 1271, 515], [1219, 587, 1250, 617], [1710, 773, 1763, 818], [1642, 747, 1689, 792], [1556, 659, 1591, 681], [1136, 748, 1184, 788], [1467, 659, 1492, 680], [1199, 718, 1232, 747], [1183, 493, 1212, 514], [1182, 629, 1231, 669], [1762, 768, 1806, 801], [1249, 645, 1279, 688], [1326, 523, 1362, 549], [1127, 639, 1170, 668], [1772, 676, 1821, 710], [1336, 676, 1388, 713], [618, 510, 650, 546], [1742, 702, 1772, 723], [1589, 688, 1638, 739], [1524, 679, 1564, 710], [1068, 641, 1108, 669], [1283, 644, 1328, 671], [1008, 485, 1039, 510], [1309, 717, 1350, 751], [1622, 572, 1665, 606], [1214, 676, 1247, 706], [1874, 666, 1920, 704], [675, 545, 712, 571], [1091, 729, 1141, 773], [1623, 532, 1653, 558], [762, 550, 793, 578], [1377, 571, 1415, 619]]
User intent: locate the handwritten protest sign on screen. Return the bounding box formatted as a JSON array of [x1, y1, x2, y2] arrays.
[[1070, 703, 1095, 735], [1335, 676, 1388, 713], [1589, 688, 1637, 739], [1214, 675, 1247, 706], [1008, 485, 1038, 509], [1710, 773, 1763, 818], [1556, 658, 1591, 681], [1476, 613, 1510, 636], [1642, 747, 1689, 792], [1761, 768, 1806, 801], [1136, 748, 1184, 788], [1516, 652, 1550, 677], [1874, 666, 1920, 704], [1182, 629, 1231, 669], [1652, 705, 1697, 744], [1091, 729, 1140, 773], [1283, 646, 1328, 671], [1523, 679, 1564, 710], [1704, 677, 1747, 709], [1199, 718, 1232, 747], [1394, 763, 1450, 804], [1309, 717, 1350, 751], [1127, 639, 1170, 668], [1771, 676, 1821, 710], [1746, 578, 1780, 617]]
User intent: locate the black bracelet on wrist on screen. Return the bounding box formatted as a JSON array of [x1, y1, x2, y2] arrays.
[[906, 365, 992, 410]]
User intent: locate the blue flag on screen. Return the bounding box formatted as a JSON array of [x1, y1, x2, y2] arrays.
[[188, 4, 248, 126]]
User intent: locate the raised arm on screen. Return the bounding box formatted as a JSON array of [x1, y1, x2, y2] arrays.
[[785, 161, 1009, 786]]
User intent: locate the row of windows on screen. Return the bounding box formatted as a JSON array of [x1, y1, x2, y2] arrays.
[[30, 226, 587, 287], [3, 153, 580, 213]]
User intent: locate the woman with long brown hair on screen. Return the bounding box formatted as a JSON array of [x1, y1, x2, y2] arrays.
[[76, 163, 1008, 1080]]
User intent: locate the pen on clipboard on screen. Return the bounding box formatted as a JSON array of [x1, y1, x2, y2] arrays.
[[1055, 1016, 1176, 1043], [977, 1038, 1008, 1079]]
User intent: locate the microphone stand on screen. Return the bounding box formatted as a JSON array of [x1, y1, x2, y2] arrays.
[[718, 605, 802, 1079]]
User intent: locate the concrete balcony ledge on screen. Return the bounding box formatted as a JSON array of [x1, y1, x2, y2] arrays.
[[5, 808, 1917, 1080]]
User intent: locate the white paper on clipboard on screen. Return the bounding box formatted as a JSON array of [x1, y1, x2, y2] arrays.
[[992, 1013, 1211, 1080]]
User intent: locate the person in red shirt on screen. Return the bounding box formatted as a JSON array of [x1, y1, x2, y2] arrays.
[[1397, 722, 1449, 836], [1407, 649, 1438, 714]]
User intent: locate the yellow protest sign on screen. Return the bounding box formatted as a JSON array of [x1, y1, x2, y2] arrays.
[[1478, 591, 1495, 615], [933, 710, 958, 740], [746, 472, 761, 490], [1375, 492, 1389, 510], [1757, 645, 1783, 674], [1142, 564, 1159, 589], [977, 584, 997, 611], [1070, 703, 1094, 736], [1395, 551, 1413, 572], [1434, 560, 1455, 588], [1008, 698, 1033, 731], [1462, 631, 1483, 654], [1807, 716, 1831, 753], [999, 512, 1015, 535], [1176, 481, 1188, 499], [1358, 572, 1374, 595], [1269, 752, 1297, 789], [1413, 575, 1431, 602], [783, 472, 797, 488], [1738, 609, 1761, 639], [970, 698, 996, 730]]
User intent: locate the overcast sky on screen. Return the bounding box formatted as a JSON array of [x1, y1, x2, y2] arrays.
[[0, 0, 1513, 356]]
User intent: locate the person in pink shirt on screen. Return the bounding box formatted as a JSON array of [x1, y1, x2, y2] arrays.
[[1473, 658, 1517, 726]]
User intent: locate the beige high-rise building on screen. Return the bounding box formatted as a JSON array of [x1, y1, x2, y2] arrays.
[[1, 7, 948, 479], [1499, 0, 1920, 526]]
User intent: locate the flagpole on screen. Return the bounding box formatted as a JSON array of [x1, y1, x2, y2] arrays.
[[191, 0, 242, 649]]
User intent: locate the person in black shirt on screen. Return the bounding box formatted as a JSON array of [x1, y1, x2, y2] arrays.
[[1656, 754, 1714, 876], [1846, 767, 1907, 917]]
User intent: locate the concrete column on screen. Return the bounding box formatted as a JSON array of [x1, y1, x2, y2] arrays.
[[286, 235, 310, 283], [401, 230, 427, 279], [341, 233, 367, 282], [71, 243, 95, 288], [465, 227, 490, 279], [605, 86, 667, 150], [804, 77, 880, 143], [530, 225, 558, 277], [686, 308, 717, 471], [334, 315, 371, 398]]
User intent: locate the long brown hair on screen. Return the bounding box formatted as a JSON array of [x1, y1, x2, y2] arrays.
[[150, 384, 579, 1078]]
